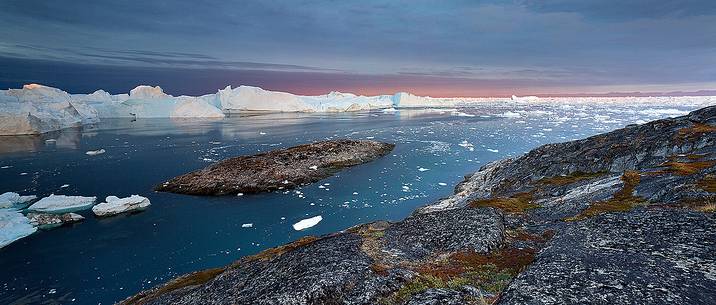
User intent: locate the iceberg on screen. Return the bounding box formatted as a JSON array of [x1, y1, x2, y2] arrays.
[[27, 194, 97, 214], [0, 192, 36, 209], [0, 209, 37, 249], [92, 195, 151, 217], [292, 215, 323, 230]]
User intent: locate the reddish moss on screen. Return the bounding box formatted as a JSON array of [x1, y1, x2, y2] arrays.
[[698, 174, 716, 193], [468, 192, 538, 214], [661, 160, 716, 176], [676, 122, 716, 142], [243, 236, 319, 263], [566, 170, 645, 221]]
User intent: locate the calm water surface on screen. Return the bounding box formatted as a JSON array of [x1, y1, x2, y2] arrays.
[[0, 104, 701, 304]]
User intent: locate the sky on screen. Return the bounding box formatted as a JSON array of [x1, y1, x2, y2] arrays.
[[0, 0, 715, 97]]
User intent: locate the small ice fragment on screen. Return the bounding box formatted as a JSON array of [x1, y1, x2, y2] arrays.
[[352, 192, 359, 195], [236, 193, 244, 196], [48, 289, 56, 294], [366, 136, 375, 139], [60, 184, 69, 188], [292, 215, 322, 230], [241, 223, 253, 228], [486, 149, 499, 153], [0, 166, 10, 169], [259, 132, 267, 135], [86, 149, 106, 156], [418, 167, 430, 172], [318, 185, 325, 189], [19, 172, 27, 175], [45, 139, 57, 144], [438, 182, 448, 186]]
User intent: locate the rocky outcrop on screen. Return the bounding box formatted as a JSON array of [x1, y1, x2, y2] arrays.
[[27, 212, 84, 230], [155, 139, 395, 195], [124, 106, 716, 305]]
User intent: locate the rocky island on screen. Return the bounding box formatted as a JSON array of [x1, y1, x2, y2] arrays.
[[155, 139, 395, 195], [126, 106, 715, 304]]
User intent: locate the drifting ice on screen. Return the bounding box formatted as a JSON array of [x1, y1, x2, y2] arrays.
[[27, 194, 97, 214], [292, 215, 323, 230], [92, 195, 151, 217]]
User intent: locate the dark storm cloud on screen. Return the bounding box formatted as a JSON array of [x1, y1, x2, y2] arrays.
[[0, 0, 714, 95]]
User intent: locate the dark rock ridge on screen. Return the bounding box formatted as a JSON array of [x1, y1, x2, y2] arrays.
[[125, 106, 716, 305], [155, 139, 395, 195]]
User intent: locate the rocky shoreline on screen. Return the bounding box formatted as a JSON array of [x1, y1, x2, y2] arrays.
[[124, 106, 715, 305], [155, 139, 395, 195]]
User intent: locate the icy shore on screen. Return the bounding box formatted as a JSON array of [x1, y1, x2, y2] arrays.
[[1, 83, 715, 135]]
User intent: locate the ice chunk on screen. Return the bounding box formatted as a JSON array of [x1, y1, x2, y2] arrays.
[[0, 209, 37, 248], [86, 149, 106, 156], [292, 215, 322, 230], [486, 149, 499, 153], [0, 192, 36, 209], [241, 223, 253, 228], [27, 212, 84, 230], [418, 167, 430, 172], [28, 194, 97, 214], [92, 195, 150, 217]]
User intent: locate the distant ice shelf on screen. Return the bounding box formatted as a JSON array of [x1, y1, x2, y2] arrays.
[[1, 83, 715, 135]]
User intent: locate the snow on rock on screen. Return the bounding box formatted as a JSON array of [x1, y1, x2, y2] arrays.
[[0, 192, 36, 209], [92, 195, 150, 217], [27, 212, 84, 230], [0, 209, 37, 248], [28, 194, 97, 214], [292, 215, 323, 230]]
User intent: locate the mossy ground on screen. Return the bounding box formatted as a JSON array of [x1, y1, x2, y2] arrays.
[[243, 236, 319, 263], [380, 247, 537, 305], [468, 192, 538, 214], [676, 122, 716, 142], [566, 171, 645, 221], [698, 174, 716, 193]]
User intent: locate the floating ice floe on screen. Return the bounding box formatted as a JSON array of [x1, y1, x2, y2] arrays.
[[486, 149, 499, 153], [292, 215, 322, 231], [86, 149, 106, 156], [92, 195, 150, 217], [418, 167, 430, 172], [0, 209, 37, 248], [0, 192, 36, 209], [438, 182, 448, 186], [241, 223, 253, 228], [28, 194, 97, 214]]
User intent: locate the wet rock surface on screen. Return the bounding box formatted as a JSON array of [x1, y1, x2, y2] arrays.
[[124, 106, 716, 305], [155, 139, 395, 195]]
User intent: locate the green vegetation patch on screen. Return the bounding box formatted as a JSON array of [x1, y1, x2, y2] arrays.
[[468, 192, 538, 214], [566, 170, 645, 221]]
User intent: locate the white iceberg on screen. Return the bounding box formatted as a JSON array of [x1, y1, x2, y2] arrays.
[[92, 195, 150, 217], [0, 209, 37, 248], [28, 194, 97, 214], [292, 215, 323, 230], [0, 192, 36, 209]]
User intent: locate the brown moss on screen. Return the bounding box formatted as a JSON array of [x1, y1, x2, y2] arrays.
[[661, 160, 716, 176], [243, 236, 319, 263], [506, 229, 555, 244], [698, 174, 716, 193], [676, 122, 716, 142], [370, 263, 390, 276], [566, 170, 645, 221], [468, 192, 538, 214], [536, 171, 608, 186], [122, 267, 225, 305], [678, 195, 716, 213]]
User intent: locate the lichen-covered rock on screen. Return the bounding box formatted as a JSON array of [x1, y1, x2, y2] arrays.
[[155, 139, 395, 195], [499, 209, 716, 305], [124, 106, 716, 305]]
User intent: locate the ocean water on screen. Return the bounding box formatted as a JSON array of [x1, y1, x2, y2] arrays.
[[0, 103, 703, 304]]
